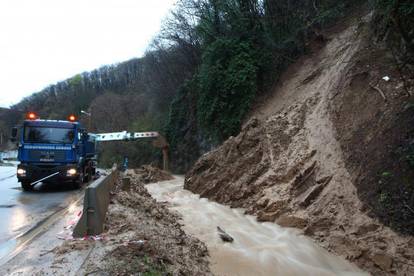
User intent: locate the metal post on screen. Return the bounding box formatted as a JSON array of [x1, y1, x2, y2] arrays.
[[81, 110, 92, 131]]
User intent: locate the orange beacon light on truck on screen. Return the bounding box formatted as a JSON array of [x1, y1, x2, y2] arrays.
[[26, 112, 37, 120], [68, 114, 77, 122]]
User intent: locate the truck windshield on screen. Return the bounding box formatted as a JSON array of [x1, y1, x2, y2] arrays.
[[24, 126, 75, 144]]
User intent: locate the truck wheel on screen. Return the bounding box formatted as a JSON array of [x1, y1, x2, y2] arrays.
[[72, 172, 83, 189], [83, 162, 93, 183], [82, 168, 90, 183], [72, 179, 81, 189], [21, 181, 33, 191]]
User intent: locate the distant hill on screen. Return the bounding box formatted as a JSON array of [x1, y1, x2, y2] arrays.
[[9, 46, 196, 168], [12, 54, 190, 128]]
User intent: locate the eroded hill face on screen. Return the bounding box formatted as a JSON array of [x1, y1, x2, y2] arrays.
[[185, 13, 414, 275]]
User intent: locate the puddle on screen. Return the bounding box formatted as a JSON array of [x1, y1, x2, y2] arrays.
[[0, 174, 16, 182], [0, 205, 16, 208], [146, 177, 368, 276]]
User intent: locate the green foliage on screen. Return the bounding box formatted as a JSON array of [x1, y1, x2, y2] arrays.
[[68, 74, 82, 87], [379, 191, 389, 204], [131, 113, 164, 133], [375, 132, 414, 233], [166, 81, 197, 149], [198, 39, 258, 140], [98, 145, 123, 168], [373, 0, 414, 17], [381, 171, 393, 177], [406, 152, 414, 169], [402, 142, 414, 169], [372, 0, 414, 55]]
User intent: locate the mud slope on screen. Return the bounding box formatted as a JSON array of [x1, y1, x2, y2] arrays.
[[185, 13, 414, 275]]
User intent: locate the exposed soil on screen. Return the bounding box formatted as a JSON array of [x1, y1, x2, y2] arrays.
[[133, 165, 174, 184], [52, 166, 211, 275], [185, 12, 414, 276], [330, 40, 414, 234]]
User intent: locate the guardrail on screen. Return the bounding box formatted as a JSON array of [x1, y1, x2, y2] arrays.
[[73, 167, 118, 237]]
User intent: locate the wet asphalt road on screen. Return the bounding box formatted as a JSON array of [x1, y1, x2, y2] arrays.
[[0, 163, 83, 261]]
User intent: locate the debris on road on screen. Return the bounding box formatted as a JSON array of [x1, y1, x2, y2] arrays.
[[132, 165, 173, 184], [49, 166, 211, 275], [120, 177, 131, 191]]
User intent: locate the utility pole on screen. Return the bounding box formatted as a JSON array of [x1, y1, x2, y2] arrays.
[[81, 110, 92, 131]]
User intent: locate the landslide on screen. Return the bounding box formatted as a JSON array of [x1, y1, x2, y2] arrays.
[[185, 12, 414, 276]]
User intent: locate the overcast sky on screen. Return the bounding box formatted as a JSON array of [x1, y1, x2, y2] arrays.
[[0, 0, 177, 108]]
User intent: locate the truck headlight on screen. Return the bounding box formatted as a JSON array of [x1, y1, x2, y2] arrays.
[[17, 168, 26, 176], [67, 168, 77, 176]]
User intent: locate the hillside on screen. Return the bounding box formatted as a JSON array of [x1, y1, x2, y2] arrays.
[[185, 10, 414, 276]]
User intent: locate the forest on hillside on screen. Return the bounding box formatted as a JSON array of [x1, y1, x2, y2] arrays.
[[5, 0, 413, 171]]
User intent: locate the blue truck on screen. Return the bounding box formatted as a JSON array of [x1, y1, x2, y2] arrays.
[[11, 113, 97, 191]]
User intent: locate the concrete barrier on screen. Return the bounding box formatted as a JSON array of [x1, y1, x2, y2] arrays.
[[73, 168, 118, 237]]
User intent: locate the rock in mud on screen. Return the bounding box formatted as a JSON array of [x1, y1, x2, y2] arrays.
[[257, 211, 279, 222], [276, 215, 308, 229], [120, 177, 131, 191], [356, 223, 380, 235], [133, 165, 173, 184], [370, 253, 393, 270], [299, 182, 327, 207], [217, 226, 234, 243]]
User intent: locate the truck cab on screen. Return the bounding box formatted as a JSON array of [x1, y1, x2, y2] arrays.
[[12, 113, 96, 191]]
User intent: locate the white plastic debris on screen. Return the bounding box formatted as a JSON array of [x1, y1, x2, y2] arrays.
[[382, 76, 390, 82], [123, 239, 146, 246]]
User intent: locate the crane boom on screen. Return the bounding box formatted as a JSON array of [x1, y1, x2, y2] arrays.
[[91, 131, 168, 170], [93, 131, 159, 142]]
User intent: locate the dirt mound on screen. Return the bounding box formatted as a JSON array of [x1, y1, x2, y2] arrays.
[[133, 165, 174, 184], [103, 171, 210, 275], [54, 170, 211, 275], [185, 14, 414, 275]]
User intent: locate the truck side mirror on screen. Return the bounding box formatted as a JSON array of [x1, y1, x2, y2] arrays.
[[10, 127, 18, 142]]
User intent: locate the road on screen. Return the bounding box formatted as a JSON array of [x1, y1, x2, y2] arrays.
[[0, 163, 83, 263]]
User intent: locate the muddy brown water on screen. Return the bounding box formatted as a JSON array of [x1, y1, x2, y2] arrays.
[[146, 177, 368, 276]]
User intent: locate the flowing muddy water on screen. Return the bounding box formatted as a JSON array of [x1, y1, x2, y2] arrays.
[[146, 177, 368, 276]]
